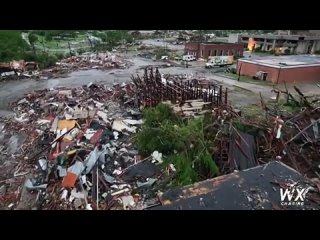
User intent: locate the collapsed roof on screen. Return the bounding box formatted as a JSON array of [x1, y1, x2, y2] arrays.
[[152, 161, 320, 210]]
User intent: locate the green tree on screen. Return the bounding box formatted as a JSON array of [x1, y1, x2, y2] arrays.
[[28, 33, 38, 54], [0, 30, 30, 61]]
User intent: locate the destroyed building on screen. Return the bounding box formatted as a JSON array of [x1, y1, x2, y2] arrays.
[[0, 66, 319, 210]]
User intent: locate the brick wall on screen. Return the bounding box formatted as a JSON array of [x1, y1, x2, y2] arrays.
[[237, 61, 320, 83], [185, 42, 200, 57], [185, 42, 244, 59], [201, 43, 244, 59]]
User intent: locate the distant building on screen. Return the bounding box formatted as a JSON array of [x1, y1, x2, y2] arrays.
[[185, 42, 244, 59], [229, 30, 320, 54], [128, 31, 141, 37], [237, 55, 320, 84], [139, 30, 156, 36]]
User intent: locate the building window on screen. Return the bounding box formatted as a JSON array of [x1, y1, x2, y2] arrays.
[[201, 50, 204, 57], [220, 50, 223, 56], [226, 50, 229, 56], [208, 50, 211, 56], [214, 50, 217, 56], [231, 50, 234, 55]]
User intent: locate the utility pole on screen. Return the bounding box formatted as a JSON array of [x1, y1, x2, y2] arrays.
[[165, 31, 167, 51], [238, 63, 242, 81], [68, 41, 72, 56]]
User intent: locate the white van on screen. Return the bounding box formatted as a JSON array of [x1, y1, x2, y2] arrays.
[[182, 55, 196, 61]]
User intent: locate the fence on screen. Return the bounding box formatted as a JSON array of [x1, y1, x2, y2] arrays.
[[131, 67, 228, 108]]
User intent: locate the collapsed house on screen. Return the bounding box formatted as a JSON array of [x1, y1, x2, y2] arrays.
[[153, 161, 320, 210]]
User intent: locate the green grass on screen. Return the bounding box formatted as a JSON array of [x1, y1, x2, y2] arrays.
[[221, 72, 273, 86], [232, 85, 253, 93], [35, 34, 89, 50]]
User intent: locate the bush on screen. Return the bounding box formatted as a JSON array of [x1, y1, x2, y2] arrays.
[[24, 53, 58, 69], [137, 124, 178, 156], [154, 48, 170, 59], [270, 49, 276, 54], [45, 32, 53, 41], [136, 104, 219, 186], [55, 53, 64, 60], [284, 49, 290, 55], [253, 47, 262, 52], [77, 48, 85, 55], [0, 30, 30, 62], [143, 103, 179, 127], [46, 55, 58, 67]]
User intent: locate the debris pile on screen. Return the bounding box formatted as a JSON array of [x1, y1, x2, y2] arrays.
[[1, 60, 39, 80], [213, 86, 320, 179], [1, 52, 132, 81], [264, 107, 320, 178], [40, 52, 132, 79], [0, 81, 168, 210]]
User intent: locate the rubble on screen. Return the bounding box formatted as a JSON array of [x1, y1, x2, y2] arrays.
[[0, 78, 168, 210], [0, 66, 319, 210], [40, 52, 132, 79], [0, 52, 132, 81]]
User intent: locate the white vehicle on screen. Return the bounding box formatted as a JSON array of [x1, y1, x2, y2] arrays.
[[161, 56, 168, 60], [205, 56, 234, 68], [182, 55, 196, 61]]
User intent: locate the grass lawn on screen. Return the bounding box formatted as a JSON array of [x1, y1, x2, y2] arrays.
[[220, 72, 274, 86], [36, 34, 89, 49]]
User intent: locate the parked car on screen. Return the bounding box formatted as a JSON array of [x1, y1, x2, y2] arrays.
[[174, 56, 183, 61]]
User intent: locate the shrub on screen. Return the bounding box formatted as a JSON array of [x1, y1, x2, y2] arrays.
[[55, 53, 64, 60], [284, 49, 291, 55], [45, 32, 53, 41], [136, 104, 219, 186], [153, 48, 170, 60], [143, 103, 179, 127]]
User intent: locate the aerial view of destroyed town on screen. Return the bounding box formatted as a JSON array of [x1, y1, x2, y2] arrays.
[[0, 30, 319, 210]]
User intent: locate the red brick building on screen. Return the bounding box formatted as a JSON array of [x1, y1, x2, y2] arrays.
[[185, 42, 244, 59], [237, 55, 320, 84]]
